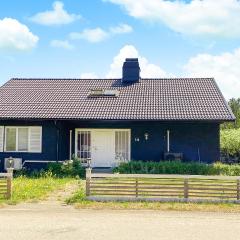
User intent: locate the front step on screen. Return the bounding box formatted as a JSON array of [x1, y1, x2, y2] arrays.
[[91, 168, 113, 173]]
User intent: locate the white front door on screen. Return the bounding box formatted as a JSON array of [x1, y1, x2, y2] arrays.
[[75, 129, 130, 168], [91, 130, 115, 167]]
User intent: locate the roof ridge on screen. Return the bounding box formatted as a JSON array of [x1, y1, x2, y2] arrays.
[[10, 77, 215, 81], [10, 78, 122, 81]]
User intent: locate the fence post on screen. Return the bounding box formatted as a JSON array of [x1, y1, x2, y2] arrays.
[[135, 178, 139, 198], [6, 168, 13, 200], [86, 167, 92, 197], [237, 179, 240, 200], [184, 178, 189, 199]]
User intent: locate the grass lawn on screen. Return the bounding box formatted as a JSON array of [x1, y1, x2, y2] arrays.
[[0, 176, 75, 205], [66, 180, 240, 213]]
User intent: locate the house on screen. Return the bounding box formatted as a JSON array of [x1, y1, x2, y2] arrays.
[[0, 58, 235, 171]]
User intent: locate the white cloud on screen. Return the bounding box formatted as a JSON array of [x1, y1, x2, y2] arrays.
[[105, 0, 240, 38], [79, 45, 167, 79], [79, 44, 239, 100], [0, 18, 38, 51], [50, 40, 74, 50], [106, 45, 168, 78], [69, 23, 132, 43], [30, 1, 81, 26], [70, 28, 109, 43], [110, 23, 132, 34], [184, 48, 240, 99], [80, 72, 99, 78]]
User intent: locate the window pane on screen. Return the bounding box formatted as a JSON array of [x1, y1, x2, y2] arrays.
[[115, 131, 130, 162], [6, 128, 16, 151], [77, 131, 91, 160], [18, 128, 28, 151]]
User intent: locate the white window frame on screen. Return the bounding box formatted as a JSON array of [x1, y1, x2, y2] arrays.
[[4, 126, 42, 153]]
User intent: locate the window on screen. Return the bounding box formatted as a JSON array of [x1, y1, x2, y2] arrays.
[[4, 126, 42, 153], [115, 130, 130, 162], [0, 126, 4, 152], [77, 130, 91, 161], [18, 128, 28, 151], [6, 128, 17, 151], [88, 89, 119, 97]]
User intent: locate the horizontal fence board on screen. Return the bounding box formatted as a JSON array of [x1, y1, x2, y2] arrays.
[[189, 191, 237, 195], [138, 190, 183, 194], [138, 193, 184, 197], [138, 181, 184, 186], [90, 181, 136, 185], [188, 183, 237, 187], [189, 195, 236, 199], [91, 186, 136, 190], [138, 179, 185, 182], [86, 171, 240, 202], [91, 189, 136, 193], [189, 187, 237, 191], [138, 186, 184, 190], [91, 192, 137, 196], [89, 173, 240, 180], [0, 173, 12, 177]]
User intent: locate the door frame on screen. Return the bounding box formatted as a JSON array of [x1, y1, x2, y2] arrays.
[[74, 128, 131, 166]]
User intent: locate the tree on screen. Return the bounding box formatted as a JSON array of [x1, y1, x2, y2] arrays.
[[222, 98, 240, 129]]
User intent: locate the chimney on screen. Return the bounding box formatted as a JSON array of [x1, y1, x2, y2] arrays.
[[122, 58, 140, 83]]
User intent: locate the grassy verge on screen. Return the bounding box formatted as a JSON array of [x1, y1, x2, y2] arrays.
[[0, 176, 74, 205], [66, 181, 240, 213]]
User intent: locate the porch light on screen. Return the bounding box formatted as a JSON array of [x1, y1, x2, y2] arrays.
[[144, 133, 149, 141]]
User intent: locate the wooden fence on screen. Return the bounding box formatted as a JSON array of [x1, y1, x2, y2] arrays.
[[86, 169, 240, 203], [0, 173, 13, 200]]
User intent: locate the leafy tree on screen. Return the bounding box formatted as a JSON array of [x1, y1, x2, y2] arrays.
[[221, 98, 240, 129], [220, 128, 240, 157]]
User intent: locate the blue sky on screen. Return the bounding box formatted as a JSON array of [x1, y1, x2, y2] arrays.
[[0, 0, 240, 99]]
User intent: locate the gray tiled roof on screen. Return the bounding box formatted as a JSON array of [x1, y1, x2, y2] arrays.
[[0, 78, 235, 121]]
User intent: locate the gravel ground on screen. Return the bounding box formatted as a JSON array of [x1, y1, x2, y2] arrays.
[[1, 203, 240, 240]]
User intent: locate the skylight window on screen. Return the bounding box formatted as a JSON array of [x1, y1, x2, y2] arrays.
[[88, 89, 119, 97]]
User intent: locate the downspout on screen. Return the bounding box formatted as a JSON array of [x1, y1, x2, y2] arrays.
[[69, 130, 72, 160], [54, 120, 60, 162], [167, 130, 170, 153]]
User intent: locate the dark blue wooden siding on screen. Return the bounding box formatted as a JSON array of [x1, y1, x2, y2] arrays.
[[0, 120, 60, 171], [0, 120, 220, 171], [70, 121, 219, 163]]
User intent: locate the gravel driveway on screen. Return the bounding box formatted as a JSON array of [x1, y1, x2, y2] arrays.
[[1, 202, 240, 240]]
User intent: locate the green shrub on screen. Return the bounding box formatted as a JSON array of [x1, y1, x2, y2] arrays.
[[47, 157, 85, 178], [220, 128, 240, 157], [14, 157, 85, 178], [113, 161, 240, 176], [14, 168, 56, 178]]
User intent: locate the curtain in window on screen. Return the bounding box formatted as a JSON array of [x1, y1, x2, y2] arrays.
[[18, 128, 28, 151], [115, 131, 130, 162], [6, 128, 16, 151]]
